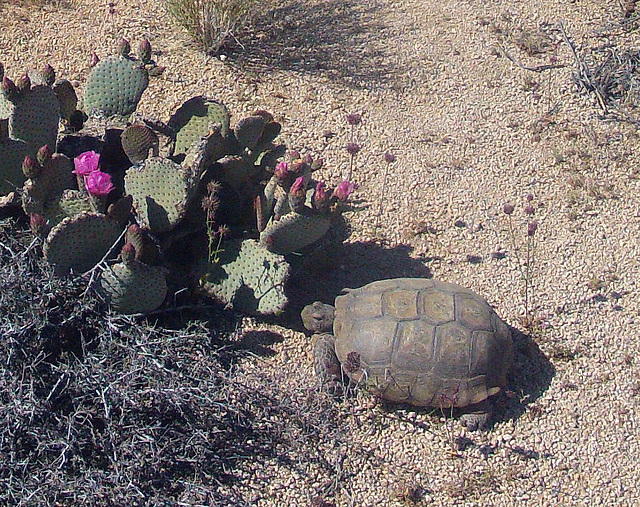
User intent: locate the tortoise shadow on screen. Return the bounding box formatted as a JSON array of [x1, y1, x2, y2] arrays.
[[227, 0, 403, 90]]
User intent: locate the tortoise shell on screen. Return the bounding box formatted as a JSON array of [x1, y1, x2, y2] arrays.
[[333, 278, 513, 408]]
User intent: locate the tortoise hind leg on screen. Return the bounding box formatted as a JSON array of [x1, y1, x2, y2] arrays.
[[458, 399, 492, 431], [312, 333, 343, 396]]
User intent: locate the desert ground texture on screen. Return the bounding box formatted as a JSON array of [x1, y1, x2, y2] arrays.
[[1, 0, 640, 505]]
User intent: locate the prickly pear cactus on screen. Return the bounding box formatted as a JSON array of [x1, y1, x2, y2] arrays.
[[83, 40, 154, 118], [198, 238, 290, 315], [260, 211, 332, 255], [168, 96, 230, 156], [96, 243, 167, 314], [44, 212, 123, 275]]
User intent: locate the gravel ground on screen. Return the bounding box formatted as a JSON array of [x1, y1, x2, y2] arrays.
[[1, 0, 640, 505]]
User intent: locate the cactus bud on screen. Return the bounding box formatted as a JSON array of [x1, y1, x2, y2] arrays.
[[21, 155, 42, 179], [42, 64, 55, 86], [287, 149, 300, 161], [384, 151, 396, 164], [16, 73, 30, 92], [90, 51, 100, 67], [29, 213, 49, 238], [120, 242, 136, 264], [290, 160, 304, 174], [1, 76, 18, 101], [503, 203, 515, 215], [117, 38, 131, 57], [274, 161, 289, 181], [311, 157, 324, 171], [312, 181, 330, 212], [36, 145, 52, 166], [288, 176, 307, 212], [138, 39, 152, 64], [525, 204, 535, 215], [527, 220, 538, 237]]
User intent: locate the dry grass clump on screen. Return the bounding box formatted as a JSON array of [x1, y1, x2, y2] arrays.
[[0, 218, 354, 505], [162, 0, 276, 54]]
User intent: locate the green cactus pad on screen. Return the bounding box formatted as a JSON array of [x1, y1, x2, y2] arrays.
[[168, 96, 230, 157], [198, 238, 290, 315], [22, 152, 76, 216], [121, 124, 159, 163], [52, 79, 78, 121], [124, 157, 189, 233], [9, 84, 60, 153], [216, 155, 261, 194], [83, 55, 149, 117], [260, 211, 332, 254], [41, 189, 93, 226], [97, 260, 167, 314], [234, 115, 267, 150], [44, 212, 123, 275]]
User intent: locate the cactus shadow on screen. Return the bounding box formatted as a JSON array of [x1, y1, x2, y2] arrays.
[[227, 0, 402, 89], [286, 240, 432, 320]]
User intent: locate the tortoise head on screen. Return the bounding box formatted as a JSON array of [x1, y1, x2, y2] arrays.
[[301, 301, 335, 334]]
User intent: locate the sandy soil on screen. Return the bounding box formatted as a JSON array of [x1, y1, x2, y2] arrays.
[[1, 0, 640, 505]]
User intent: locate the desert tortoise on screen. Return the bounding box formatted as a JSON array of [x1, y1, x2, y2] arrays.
[[301, 278, 514, 429]]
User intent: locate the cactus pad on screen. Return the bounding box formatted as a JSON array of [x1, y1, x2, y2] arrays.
[[41, 189, 93, 226], [9, 84, 60, 153], [121, 124, 159, 163], [199, 238, 290, 315], [44, 212, 123, 275], [124, 157, 189, 233], [83, 55, 149, 117], [260, 211, 332, 254], [52, 79, 78, 121], [97, 260, 167, 314], [168, 96, 230, 156], [22, 152, 76, 217]]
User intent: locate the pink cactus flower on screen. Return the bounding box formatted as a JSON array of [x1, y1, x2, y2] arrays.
[[73, 151, 100, 176], [85, 170, 114, 196], [333, 180, 356, 201]]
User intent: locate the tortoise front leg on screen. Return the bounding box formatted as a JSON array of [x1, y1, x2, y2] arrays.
[[458, 399, 493, 431], [312, 333, 344, 396]]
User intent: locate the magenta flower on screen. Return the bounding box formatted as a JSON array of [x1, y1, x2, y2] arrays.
[[73, 151, 100, 176], [85, 170, 114, 196], [333, 180, 356, 201]]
